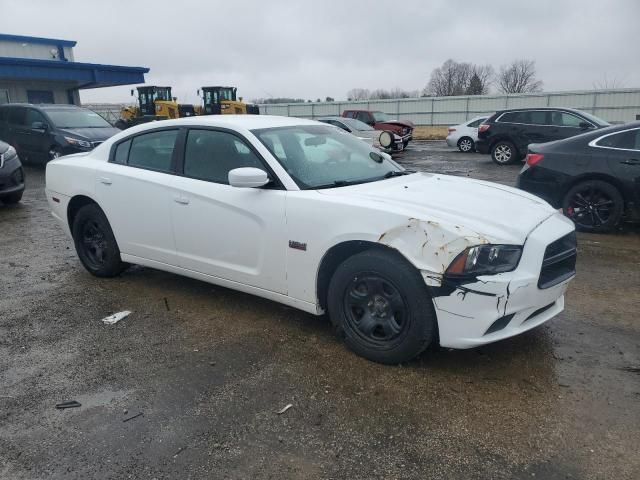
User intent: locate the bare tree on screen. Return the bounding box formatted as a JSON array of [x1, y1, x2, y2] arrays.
[[423, 59, 474, 96], [497, 59, 543, 94], [346, 88, 371, 101], [593, 74, 624, 90]]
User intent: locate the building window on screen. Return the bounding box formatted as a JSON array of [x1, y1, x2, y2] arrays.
[[0, 89, 9, 104], [27, 90, 54, 104]]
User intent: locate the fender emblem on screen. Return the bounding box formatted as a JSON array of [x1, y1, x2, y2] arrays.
[[289, 240, 307, 251]]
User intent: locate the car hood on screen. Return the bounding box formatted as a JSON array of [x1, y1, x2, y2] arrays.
[[377, 120, 414, 129], [58, 127, 120, 142], [318, 173, 556, 244]]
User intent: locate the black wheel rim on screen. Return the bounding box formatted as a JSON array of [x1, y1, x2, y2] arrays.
[[80, 220, 108, 269], [343, 274, 409, 348], [566, 186, 614, 228]]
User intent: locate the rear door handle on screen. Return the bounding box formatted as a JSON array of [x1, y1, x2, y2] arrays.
[[99, 177, 112, 185], [622, 159, 640, 166], [173, 195, 190, 205]]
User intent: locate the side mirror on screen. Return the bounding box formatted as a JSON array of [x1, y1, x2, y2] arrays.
[[579, 122, 592, 129], [172, 97, 177, 102], [228, 167, 270, 188], [31, 121, 47, 131]]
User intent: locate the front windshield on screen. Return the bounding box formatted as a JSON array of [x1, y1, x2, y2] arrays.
[[372, 111, 390, 122], [252, 125, 405, 189], [46, 109, 112, 128], [342, 117, 374, 131], [579, 111, 610, 127], [152, 88, 172, 101]]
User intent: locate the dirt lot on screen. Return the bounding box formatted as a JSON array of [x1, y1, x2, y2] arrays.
[[1, 141, 639, 480]]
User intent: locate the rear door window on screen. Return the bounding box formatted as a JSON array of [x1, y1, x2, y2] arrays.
[[529, 111, 548, 125], [127, 129, 178, 172]]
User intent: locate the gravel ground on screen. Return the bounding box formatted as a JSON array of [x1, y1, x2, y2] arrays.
[[1, 141, 639, 479]]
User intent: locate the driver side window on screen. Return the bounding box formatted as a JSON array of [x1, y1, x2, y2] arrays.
[[183, 129, 263, 184], [25, 109, 47, 129], [356, 112, 371, 124]]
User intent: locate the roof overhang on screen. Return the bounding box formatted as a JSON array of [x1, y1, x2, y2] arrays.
[[0, 57, 149, 89]]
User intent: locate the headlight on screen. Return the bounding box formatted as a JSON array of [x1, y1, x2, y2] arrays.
[[446, 245, 522, 276], [379, 131, 394, 148], [64, 136, 93, 149], [0, 146, 16, 168]]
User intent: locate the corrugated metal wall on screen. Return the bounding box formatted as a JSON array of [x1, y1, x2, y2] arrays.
[[258, 88, 640, 125]]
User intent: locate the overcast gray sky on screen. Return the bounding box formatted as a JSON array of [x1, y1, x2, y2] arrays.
[[2, 0, 638, 104]]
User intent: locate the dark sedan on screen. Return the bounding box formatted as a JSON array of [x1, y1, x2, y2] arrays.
[[0, 140, 25, 204], [517, 121, 640, 232]]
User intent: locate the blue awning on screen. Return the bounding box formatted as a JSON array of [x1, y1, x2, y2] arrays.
[[0, 56, 149, 88]]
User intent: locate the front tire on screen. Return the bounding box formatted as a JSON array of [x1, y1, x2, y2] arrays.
[[72, 204, 127, 277], [491, 140, 517, 165], [327, 249, 436, 364], [458, 137, 474, 152], [1, 192, 23, 204], [562, 180, 624, 233]]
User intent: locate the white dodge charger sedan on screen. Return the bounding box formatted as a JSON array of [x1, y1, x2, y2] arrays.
[[46, 115, 577, 364]]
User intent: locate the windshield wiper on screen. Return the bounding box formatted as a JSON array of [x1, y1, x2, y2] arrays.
[[383, 170, 414, 179]]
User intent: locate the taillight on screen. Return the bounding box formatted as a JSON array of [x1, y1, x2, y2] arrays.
[[526, 153, 544, 166], [448, 128, 456, 133], [478, 124, 490, 133]]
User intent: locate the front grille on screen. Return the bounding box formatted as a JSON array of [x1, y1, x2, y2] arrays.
[[538, 232, 577, 289]]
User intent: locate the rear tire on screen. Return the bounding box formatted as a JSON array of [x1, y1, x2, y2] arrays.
[[327, 249, 436, 364], [491, 140, 517, 165], [72, 204, 128, 277], [1, 192, 23, 204], [458, 137, 474, 152], [562, 180, 624, 233]]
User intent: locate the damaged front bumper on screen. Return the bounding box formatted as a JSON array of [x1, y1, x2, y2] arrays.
[[425, 213, 575, 349]]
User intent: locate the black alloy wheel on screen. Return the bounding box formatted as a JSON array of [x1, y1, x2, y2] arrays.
[[563, 180, 623, 233]]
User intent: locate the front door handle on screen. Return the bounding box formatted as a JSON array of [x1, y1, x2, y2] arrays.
[[173, 195, 190, 205], [622, 159, 640, 166], [99, 177, 112, 185]]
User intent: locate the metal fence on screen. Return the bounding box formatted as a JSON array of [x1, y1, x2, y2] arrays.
[[84, 88, 640, 127], [257, 88, 640, 126], [84, 103, 129, 125]]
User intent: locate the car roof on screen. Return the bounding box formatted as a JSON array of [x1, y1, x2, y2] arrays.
[[317, 116, 344, 121], [494, 107, 588, 114], [121, 115, 322, 134]]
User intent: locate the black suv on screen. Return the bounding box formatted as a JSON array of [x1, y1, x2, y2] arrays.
[[476, 107, 610, 165], [0, 104, 119, 164], [0, 140, 25, 204]]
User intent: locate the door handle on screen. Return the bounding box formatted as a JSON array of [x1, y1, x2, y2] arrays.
[[173, 195, 190, 205], [622, 159, 640, 166], [99, 177, 112, 185]]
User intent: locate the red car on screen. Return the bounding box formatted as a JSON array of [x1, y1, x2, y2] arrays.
[[342, 110, 414, 148]]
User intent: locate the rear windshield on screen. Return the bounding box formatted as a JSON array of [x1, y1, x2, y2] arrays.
[[46, 109, 112, 128]]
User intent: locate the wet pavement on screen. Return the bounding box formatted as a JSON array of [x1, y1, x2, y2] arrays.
[[1, 141, 639, 479]]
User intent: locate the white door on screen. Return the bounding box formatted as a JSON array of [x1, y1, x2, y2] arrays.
[[170, 128, 288, 293], [95, 128, 179, 265]]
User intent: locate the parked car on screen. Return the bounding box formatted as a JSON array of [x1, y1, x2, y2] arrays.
[[446, 116, 488, 152], [476, 108, 610, 165], [518, 121, 640, 233], [317, 116, 404, 152], [46, 115, 576, 364], [0, 140, 25, 204], [0, 104, 120, 164], [342, 110, 414, 148]]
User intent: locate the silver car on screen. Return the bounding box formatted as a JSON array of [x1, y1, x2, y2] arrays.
[[317, 116, 404, 152]]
